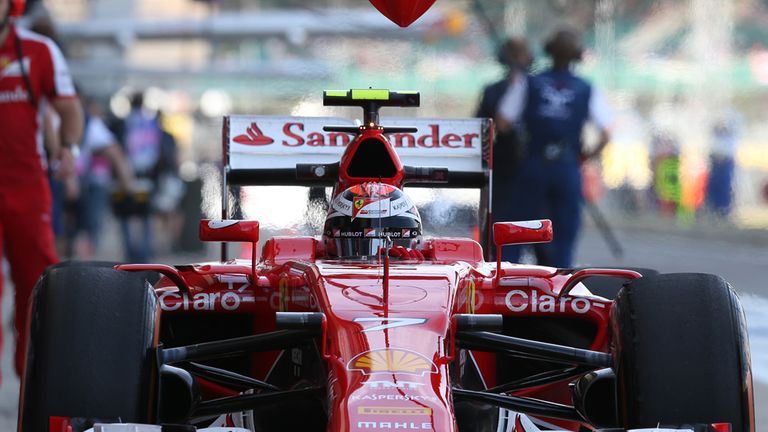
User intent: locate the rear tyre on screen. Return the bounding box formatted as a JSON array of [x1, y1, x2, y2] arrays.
[[611, 273, 754, 430], [20, 264, 159, 431]]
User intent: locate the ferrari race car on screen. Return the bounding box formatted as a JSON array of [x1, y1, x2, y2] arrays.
[[20, 90, 754, 432]]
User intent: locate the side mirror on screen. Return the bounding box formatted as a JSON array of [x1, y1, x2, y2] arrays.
[[200, 219, 260, 280], [493, 220, 553, 247], [494, 220, 553, 285], [199, 219, 259, 243]]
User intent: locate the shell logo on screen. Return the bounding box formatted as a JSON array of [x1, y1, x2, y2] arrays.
[[348, 349, 438, 376]]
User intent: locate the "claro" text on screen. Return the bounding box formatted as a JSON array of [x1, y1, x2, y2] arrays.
[[505, 289, 592, 314]]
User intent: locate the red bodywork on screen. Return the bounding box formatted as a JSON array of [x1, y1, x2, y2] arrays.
[[118, 103, 640, 432], [127, 241, 632, 431]]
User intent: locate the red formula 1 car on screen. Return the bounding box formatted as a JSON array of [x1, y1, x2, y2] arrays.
[[19, 90, 754, 432]]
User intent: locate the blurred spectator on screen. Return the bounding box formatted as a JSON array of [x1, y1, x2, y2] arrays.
[[705, 110, 741, 219], [762, 181, 768, 206], [63, 95, 135, 258], [476, 37, 532, 166], [495, 26, 613, 267], [0, 0, 82, 375], [26, 4, 73, 254], [475, 37, 534, 259], [649, 129, 681, 217], [153, 110, 185, 253], [42, 107, 69, 254], [112, 91, 162, 262]]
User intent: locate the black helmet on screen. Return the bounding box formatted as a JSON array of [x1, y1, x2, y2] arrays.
[[497, 37, 532, 71], [544, 27, 584, 63], [323, 182, 421, 259]]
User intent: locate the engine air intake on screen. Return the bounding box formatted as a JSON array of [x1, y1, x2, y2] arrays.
[[346, 138, 397, 178]]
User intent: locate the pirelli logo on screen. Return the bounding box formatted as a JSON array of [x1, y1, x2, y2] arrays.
[[358, 406, 432, 416]]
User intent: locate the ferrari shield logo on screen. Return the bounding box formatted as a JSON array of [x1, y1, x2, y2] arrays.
[[352, 197, 368, 219], [348, 349, 437, 376], [351, 197, 390, 219], [352, 197, 374, 219]]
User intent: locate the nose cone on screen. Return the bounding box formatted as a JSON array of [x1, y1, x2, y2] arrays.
[[317, 262, 461, 431], [369, 0, 436, 28]]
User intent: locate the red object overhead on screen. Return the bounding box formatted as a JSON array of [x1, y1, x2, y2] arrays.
[[369, 0, 436, 27], [10, 0, 25, 17]]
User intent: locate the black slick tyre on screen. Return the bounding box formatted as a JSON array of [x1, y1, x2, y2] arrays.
[[19, 264, 159, 431], [611, 273, 754, 431]]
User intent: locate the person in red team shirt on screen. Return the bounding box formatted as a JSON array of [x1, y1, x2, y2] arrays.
[[0, 0, 82, 376]]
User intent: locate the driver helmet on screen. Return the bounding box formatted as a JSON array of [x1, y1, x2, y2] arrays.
[[323, 182, 421, 259]]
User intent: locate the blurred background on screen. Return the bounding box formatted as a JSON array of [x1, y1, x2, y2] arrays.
[[1, 0, 767, 429], [26, 0, 768, 230]]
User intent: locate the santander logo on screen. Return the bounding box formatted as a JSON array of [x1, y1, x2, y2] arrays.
[[231, 120, 480, 149], [233, 122, 274, 146]]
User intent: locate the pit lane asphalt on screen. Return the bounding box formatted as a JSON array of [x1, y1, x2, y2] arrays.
[[0, 216, 765, 431]]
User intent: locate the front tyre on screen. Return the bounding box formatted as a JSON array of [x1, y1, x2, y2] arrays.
[[19, 264, 159, 431], [611, 273, 754, 431]]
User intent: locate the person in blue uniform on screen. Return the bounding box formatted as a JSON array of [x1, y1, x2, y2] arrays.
[[496, 27, 613, 268], [705, 110, 740, 219], [475, 37, 533, 259]]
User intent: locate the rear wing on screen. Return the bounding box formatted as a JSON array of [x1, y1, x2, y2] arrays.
[[224, 115, 492, 188], [221, 115, 494, 257]]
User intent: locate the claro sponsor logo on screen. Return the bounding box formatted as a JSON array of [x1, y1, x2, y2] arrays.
[[505, 289, 593, 314], [356, 421, 432, 430], [232, 122, 479, 149], [159, 290, 252, 311]]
